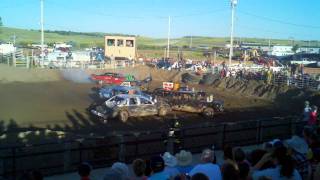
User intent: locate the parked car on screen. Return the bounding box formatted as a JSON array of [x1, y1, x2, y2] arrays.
[[90, 94, 171, 122], [99, 85, 152, 100], [91, 72, 126, 85]]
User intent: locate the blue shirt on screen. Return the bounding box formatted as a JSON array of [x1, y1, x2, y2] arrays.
[[176, 165, 194, 174], [189, 163, 222, 180], [149, 171, 169, 180], [252, 166, 302, 180]]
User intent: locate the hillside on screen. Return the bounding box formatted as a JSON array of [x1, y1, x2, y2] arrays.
[[1, 26, 313, 49]]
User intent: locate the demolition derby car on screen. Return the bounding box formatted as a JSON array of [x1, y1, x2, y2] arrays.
[[98, 85, 152, 100], [91, 72, 127, 85], [169, 98, 224, 117], [90, 94, 171, 122]]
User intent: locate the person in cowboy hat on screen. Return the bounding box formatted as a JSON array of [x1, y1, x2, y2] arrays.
[[285, 135, 310, 179], [175, 150, 194, 175], [161, 152, 180, 179]]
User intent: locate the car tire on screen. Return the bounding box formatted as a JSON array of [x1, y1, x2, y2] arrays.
[[118, 110, 129, 123], [202, 107, 214, 117], [158, 107, 167, 117]]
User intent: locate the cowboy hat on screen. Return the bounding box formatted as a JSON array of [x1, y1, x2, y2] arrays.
[[162, 152, 177, 167], [175, 150, 192, 166], [285, 135, 308, 154]]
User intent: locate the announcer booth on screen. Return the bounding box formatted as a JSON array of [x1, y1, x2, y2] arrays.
[[104, 35, 136, 63]]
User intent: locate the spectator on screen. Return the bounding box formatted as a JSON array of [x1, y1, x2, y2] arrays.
[[132, 159, 148, 180], [103, 162, 129, 180], [308, 105, 318, 126], [238, 162, 250, 180], [78, 163, 91, 180], [234, 148, 247, 164], [144, 159, 152, 177], [223, 145, 233, 165], [162, 152, 180, 178], [251, 146, 302, 180], [302, 101, 312, 122], [175, 150, 194, 174], [233, 147, 250, 180], [149, 155, 169, 180], [285, 135, 309, 179], [189, 149, 222, 180], [221, 162, 240, 180], [191, 173, 209, 180]]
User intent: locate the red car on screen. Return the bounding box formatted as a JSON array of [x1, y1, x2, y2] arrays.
[[91, 72, 125, 85]]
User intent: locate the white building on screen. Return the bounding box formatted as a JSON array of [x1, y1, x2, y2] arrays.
[[0, 43, 16, 54], [271, 46, 294, 56], [271, 45, 320, 56]]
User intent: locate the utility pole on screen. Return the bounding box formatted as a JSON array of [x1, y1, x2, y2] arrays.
[[40, 0, 44, 67], [167, 16, 171, 59], [229, 0, 237, 65], [189, 36, 193, 49], [12, 33, 16, 67], [269, 38, 271, 48], [12, 33, 16, 45]]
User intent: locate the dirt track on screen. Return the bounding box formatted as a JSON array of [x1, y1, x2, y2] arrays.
[[0, 65, 315, 135]]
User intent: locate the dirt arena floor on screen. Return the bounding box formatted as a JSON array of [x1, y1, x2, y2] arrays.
[[0, 64, 317, 136]]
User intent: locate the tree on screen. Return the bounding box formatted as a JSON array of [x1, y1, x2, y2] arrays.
[[0, 16, 2, 26], [292, 44, 299, 53]]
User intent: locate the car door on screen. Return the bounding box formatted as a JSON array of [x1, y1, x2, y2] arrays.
[[139, 97, 158, 116], [102, 73, 112, 83], [112, 74, 124, 85], [127, 97, 140, 116]]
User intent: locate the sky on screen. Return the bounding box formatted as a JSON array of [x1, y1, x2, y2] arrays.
[[0, 0, 320, 40]]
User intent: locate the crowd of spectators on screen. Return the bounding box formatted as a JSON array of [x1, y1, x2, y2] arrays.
[[59, 123, 317, 180]]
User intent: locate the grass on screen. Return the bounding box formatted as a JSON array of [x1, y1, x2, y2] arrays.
[[1, 26, 319, 59]]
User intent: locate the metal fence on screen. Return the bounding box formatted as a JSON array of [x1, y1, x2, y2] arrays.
[[0, 116, 304, 179]]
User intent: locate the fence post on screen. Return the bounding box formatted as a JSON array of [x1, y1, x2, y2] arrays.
[[290, 117, 295, 136], [63, 142, 72, 172], [133, 133, 140, 158], [12, 147, 16, 180], [26, 56, 30, 69], [77, 139, 84, 164], [221, 123, 227, 148], [256, 120, 261, 144], [118, 135, 126, 162], [259, 120, 263, 143]]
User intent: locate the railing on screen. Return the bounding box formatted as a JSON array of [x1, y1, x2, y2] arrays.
[[0, 116, 304, 179]]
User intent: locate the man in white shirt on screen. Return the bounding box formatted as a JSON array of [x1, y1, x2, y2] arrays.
[[189, 149, 222, 180]]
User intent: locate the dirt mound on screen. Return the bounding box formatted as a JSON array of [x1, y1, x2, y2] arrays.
[[182, 73, 202, 84], [210, 78, 289, 99], [84, 65, 182, 82]]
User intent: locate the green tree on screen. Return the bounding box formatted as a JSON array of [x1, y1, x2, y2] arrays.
[[0, 16, 2, 26], [292, 44, 299, 53]]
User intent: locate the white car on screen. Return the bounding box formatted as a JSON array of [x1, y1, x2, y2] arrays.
[[91, 94, 170, 122]]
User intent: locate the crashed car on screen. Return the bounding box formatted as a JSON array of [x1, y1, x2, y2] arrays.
[[154, 86, 206, 98], [91, 72, 127, 85], [169, 97, 224, 117], [99, 85, 152, 100], [91, 94, 171, 122]]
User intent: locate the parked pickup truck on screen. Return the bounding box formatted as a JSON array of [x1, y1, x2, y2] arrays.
[[90, 94, 171, 122]]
